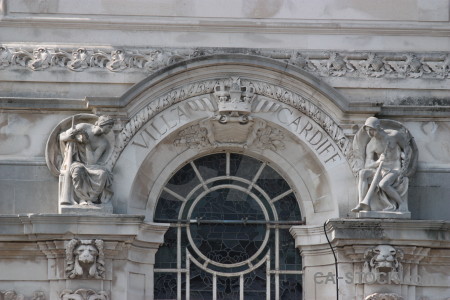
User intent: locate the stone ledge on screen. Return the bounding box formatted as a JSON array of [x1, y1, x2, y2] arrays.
[[291, 219, 450, 248], [0, 214, 146, 238]]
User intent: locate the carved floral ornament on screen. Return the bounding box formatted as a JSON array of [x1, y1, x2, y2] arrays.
[[1, 45, 450, 79]]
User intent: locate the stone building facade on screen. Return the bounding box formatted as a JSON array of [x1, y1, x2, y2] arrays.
[[1, 1, 450, 299]]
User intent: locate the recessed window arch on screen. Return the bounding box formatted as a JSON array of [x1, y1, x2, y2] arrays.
[[154, 152, 303, 300]]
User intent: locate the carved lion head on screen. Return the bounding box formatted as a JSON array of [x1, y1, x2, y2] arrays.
[[364, 245, 403, 273], [65, 239, 105, 279]]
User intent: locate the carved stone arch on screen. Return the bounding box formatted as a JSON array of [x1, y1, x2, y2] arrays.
[[112, 54, 356, 224]]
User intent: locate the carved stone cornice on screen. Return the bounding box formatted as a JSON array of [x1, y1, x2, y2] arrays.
[[1, 45, 449, 80]]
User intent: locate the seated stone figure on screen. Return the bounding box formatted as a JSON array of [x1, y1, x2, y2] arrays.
[[351, 117, 417, 213], [59, 115, 115, 205]]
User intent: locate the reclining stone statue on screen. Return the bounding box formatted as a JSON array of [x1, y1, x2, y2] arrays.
[[351, 117, 417, 215]]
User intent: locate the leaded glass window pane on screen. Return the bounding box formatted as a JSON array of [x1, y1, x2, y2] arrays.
[[154, 152, 303, 300]]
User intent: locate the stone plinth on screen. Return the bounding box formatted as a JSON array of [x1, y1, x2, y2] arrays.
[[357, 211, 411, 219], [60, 202, 113, 214]]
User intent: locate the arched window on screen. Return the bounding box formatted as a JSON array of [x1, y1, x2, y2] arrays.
[[154, 152, 303, 300]]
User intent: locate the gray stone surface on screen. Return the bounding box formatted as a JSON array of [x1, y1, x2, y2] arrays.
[[2, 1, 450, 298]]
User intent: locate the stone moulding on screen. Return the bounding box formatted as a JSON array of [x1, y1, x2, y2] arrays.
[[1, 45, 449, 79]]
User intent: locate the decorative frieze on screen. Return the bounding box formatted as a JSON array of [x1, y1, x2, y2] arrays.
[[65, 239, 106, 279], [212, 77, 256, 124], [1, 45, 449, 79]]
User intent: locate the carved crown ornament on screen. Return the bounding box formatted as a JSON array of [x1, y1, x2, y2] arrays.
[[212, 77, 256, 124], [1, 45, 450, 79]]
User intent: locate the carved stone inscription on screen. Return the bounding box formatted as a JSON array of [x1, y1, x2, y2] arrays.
[[276, 107, 342, 165], [131, 106, 190, 149], [129, 98, 343, 166]]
